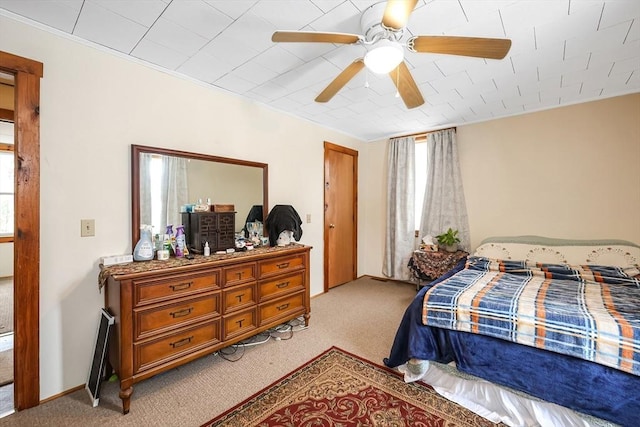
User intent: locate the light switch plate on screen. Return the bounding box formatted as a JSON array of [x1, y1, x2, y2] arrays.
[[81, 219, 95, 237]]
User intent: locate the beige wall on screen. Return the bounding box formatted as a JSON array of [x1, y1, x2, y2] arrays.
[[360, 93, 640, 278], [458, 93, 640, 249], [0, 15, 365, 400]]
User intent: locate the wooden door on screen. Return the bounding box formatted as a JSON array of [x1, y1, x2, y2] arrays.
[[0, 50, 42, 410], [324, 142, 357, 290]]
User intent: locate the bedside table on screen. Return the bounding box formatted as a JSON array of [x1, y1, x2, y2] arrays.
[[408, 250, 468, 290]]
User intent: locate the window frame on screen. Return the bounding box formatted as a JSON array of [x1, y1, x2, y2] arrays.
[[0, 120, 14, 243]]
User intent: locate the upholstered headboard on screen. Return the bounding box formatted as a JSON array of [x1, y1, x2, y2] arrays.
[[474, 235, 640, 268]]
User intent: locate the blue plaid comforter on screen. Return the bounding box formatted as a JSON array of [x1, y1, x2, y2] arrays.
[[422, 256, 640, 376]]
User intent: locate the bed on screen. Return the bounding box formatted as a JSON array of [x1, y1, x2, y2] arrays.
[[384, 236, 640, 427]]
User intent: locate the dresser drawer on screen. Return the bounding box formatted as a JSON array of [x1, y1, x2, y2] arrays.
[[134, 320, 220, 374], [222, 263, 256, 287], [259, 292, 305, 326], [222, 283, 256, 314], [258, 254, 305, 278], [258, 272, 304, 302], [134, 271, 220, 306], [135, 293, 220, 341], [222, 308, 257, 341]]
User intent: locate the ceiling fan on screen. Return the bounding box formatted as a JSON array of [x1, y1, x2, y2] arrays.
[[271, 0, 512, 109]]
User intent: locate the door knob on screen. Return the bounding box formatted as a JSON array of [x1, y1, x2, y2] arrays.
[[329, 224, 335, 228]]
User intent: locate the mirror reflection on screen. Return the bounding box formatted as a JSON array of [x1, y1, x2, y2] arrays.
[[131, 145, 268, 248]]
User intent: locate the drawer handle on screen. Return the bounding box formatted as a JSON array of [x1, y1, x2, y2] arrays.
[[169, 336, 193, 348], [236, 272, 243, 280], [236, 319, 244, 328], [276, 262, 290, 269], [276, 281, 290, 289], [170, 282, 192, 292], [170, 307, 193, 318], [236, 293, 245, 303], [277, 303, 289, 311]]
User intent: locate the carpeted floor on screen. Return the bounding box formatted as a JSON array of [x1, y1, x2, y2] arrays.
[[0, 279, 12, 335], [0, 276, 421, 426], [204, 346, 497, 427], [0, 351, 11, 387]]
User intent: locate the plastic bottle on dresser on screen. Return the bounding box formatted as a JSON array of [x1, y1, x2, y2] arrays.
[[175, 225, 186, 257], [204, 241, 210, 256], [133, 225, 154, 261]]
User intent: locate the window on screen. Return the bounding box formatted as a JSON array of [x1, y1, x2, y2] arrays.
[[0, 121, 14, 241], [414, 140, 428, 231]]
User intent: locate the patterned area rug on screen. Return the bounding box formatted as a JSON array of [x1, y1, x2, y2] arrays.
[[202, 347, 497, 427]]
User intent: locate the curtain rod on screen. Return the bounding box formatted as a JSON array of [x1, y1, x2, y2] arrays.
[[390, 126, 456, 141]]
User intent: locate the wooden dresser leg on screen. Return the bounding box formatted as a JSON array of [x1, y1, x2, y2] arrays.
[[119, 386, 133, 415], [304, 312, 310, 327]]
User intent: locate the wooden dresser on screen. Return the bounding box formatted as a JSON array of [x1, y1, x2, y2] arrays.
[[100, 244, 311, 414]]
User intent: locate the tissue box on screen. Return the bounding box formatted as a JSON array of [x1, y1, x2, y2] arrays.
[[212, 204, 235, 212], [100, 254, 133, 266]]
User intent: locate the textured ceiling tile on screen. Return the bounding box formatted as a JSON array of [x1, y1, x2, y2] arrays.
[[2, 0, 639, 141], [248, 80, 291, 100], [565, 21, 631, 58], [252, 46, 306, 74], [162, 0, 232, 39], [177, 50, 233, 83], [250, 0, 323, 29], [204, 0, 258, 20], [74, 1, 148, 53], [144, 17, 208, 56], [599, 0, 640, 29], [230, 61, 279, 86], [309, 1, 360, 33], [501, 0, 569, 37], [220, 11, 277, 53], [92, 0, 166, 27], [0, 0, 82, 32], [271, 57, 341, 92], [214, 73, 257, 94], [131, 38, 190, 70], [408, 0, 468, 35], [203, 34, 260, 67]]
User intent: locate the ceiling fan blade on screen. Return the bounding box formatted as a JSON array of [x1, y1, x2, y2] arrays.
[[272, 31, 361, 44], [389, 61, 424, 109], [409, 35, 512, 59], [316, 59, 365, 103], [382, 0, 418, 30]]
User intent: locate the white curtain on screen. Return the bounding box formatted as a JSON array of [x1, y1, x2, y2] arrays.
[[160, 156, 189, 232], [139, 153, 154, 230], [419, 129, 470, 251], [383, 136, 415, 280]]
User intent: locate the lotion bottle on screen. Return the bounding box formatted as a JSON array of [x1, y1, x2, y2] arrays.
[[175, 225, 186, 257], [204, 241, 210, 256], [133, 225, 154, 261]]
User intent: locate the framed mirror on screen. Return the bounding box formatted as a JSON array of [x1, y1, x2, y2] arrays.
[[131, 144, 268, 248]]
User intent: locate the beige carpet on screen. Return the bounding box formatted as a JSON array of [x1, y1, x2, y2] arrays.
[[0, 279, 12, 335], [0, 351, 11, 387], [0, 276, 418, 426]]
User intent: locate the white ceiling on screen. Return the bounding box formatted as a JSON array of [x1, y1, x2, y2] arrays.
[[1, 0, 638, 141]]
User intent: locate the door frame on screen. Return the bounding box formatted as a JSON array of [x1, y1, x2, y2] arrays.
[[323, 141, 358, 292], [0, 50, 42, 410]]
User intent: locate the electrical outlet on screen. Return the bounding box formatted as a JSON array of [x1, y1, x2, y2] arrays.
[[81, 219, 95, 237]]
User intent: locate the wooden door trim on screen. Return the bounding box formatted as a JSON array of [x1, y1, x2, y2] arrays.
[[323, 142, 358, 292], [1, 50, 42, 410]]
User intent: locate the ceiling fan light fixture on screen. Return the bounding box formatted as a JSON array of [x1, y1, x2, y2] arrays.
[[364, 39, 404, 74]]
